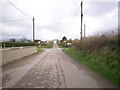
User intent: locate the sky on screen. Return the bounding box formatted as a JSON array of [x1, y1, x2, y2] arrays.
[[0, 0, 119, 41]]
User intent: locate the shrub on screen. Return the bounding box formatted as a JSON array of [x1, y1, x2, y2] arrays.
[[72, 34, 118, 53]]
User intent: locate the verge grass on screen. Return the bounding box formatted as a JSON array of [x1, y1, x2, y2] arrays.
[[37, 47, 44, 53], [64, 33, 119, 86], [40, 44, 53, 48]]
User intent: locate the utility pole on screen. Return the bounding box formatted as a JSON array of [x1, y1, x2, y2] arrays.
[[60, 34, 61, 40], [80, 1, 83, 49], [84, 24, 85, 38], [33, 17, 35, 42]]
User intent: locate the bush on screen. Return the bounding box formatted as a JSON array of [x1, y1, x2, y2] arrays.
[[72, 34, 118, 53]]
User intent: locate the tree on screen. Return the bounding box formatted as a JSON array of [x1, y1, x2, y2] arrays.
[[62, 36, 67, 41], [10, 38, 16, 42], [61, 36, 67, 47]]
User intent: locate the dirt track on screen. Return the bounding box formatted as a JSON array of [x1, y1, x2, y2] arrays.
[[2, 46, 117, 88]]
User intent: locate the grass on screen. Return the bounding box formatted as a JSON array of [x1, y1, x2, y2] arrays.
[[58, 45, 63, 48], [37, 47, 44, 53], [40, 44, 53, 48], [37, 43, 53, 53], [64, 46, 119, 86]]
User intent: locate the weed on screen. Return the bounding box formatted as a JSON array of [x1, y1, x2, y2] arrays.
[[64, 33, 119, 86]]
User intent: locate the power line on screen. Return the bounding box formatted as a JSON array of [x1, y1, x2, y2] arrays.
[[6, 0, 32, 20], [36, 19, 72, 26], [1, 18, 72, 26], [84, 24, 86, 37], [5, 0, 80, 26], [36, 6, 80, 26], [70, 5, 80, 25], [74, 6, 80, 16], [1, 19, 30, 22], [33, 17, 35, 41]]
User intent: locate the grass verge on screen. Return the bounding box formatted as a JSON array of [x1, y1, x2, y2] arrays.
[[37, 47, 44, 53], [64, 47, 119, 86], [40, 44, 53, 48]]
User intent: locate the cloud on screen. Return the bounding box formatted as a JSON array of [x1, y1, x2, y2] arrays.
[[84, 7, 118, 36], [35, 28, 59, 40], [2, 22, 33, 40], [84, 2, 118, 17], [1, 0, 118, 41]]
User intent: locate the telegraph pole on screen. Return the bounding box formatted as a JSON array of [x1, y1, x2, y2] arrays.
[[80, 1, 83, 49], [84, 24, 85, 38], [33, 17, 35, 42]]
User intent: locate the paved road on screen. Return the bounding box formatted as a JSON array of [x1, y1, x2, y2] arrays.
[[2, 46, 116, 88]]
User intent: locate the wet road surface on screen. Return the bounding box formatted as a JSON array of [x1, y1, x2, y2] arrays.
[[2, 47, 117, 88]]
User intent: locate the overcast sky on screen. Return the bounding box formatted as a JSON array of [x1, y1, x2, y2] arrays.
[[0, 0, 118, 41]]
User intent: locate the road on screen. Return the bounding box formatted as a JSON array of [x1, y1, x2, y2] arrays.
[[2, 46, 117, 88]]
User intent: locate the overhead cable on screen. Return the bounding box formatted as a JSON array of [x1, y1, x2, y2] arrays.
[[6, 0, 32, 20]]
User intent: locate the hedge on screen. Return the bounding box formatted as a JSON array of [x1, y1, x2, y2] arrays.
[[2, 42, 36, 47]]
